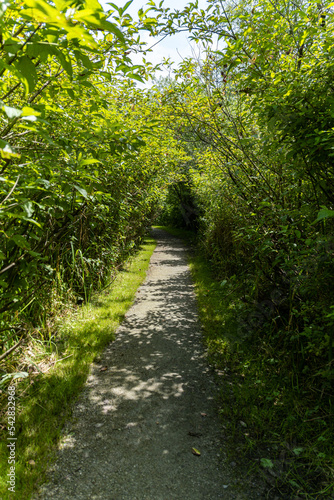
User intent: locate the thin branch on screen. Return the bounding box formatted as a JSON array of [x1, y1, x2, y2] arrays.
[[13, 23, 27, 39], [0, 328, 23, 346], [0, 25, 41, 79], [28, 68, 64, 104], [0, 261, 17, 275], [1, 82, 21, 101], [147, 33, 169, 51], [304, 414, 334, 422], [0, 338, 23, 363], [1, 67, 64, 139], [0, 174, 20, 206]]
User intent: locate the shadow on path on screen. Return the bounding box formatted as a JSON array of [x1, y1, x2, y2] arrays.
[[36, 229, 264, 500]]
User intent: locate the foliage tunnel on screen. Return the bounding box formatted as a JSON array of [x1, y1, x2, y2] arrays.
[[1, 0, 334, 496]]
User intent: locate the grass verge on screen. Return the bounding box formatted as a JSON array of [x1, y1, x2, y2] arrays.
[[158, 226, 334, 499], [0, 235, 156, 500]]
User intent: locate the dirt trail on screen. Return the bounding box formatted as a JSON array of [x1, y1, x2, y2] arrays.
[[35, 229, 264, 499]]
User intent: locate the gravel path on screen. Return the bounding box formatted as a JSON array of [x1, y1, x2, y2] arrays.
[[35, 229, 265, 500]]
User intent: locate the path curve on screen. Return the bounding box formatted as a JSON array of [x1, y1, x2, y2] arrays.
[[36, 229, 263, 500]]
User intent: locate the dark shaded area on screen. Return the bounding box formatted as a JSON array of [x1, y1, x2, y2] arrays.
[[156, 182, 200, 231]]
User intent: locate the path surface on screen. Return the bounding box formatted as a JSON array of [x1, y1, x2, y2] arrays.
[[36, 229, 264, 500]]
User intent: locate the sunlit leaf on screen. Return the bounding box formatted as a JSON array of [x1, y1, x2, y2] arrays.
[[0, 140, 20, 159], [0, 104, 22, 119], [74, 185, 88, 198]]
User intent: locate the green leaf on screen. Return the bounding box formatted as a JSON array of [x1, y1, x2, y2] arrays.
[[99, 71, 112, 81], [79, 81, 97, 91], [289, 480, 300, 488], [49, 46, 73, 77], [74, 185, 88, 198], [21, 106, 41, 120], [98, 20, 125, 42], [15, 56, 38, 93], [80, 158, 101, 166], [22, 201, 34, 218], [0, 212, 41, 227], [121, 0, 133, 13], [125, 73, 144, 83], [66, 88, 75, 98], [73, 10, 125, 42], [11, 234, 30, 250], [3, 38, 21, 55], [28, 250, 41, 257], [21, 0, 98, 49], [26, 41, 50, 62], [260, 458, 274, 468], [83, 0, 104, 11], [314, 207, 334, 224], [73, 49, 94, 70]]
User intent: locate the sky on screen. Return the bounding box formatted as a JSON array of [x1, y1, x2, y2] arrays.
[[100, 0, 210, 83]]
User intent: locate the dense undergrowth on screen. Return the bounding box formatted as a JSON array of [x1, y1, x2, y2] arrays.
[[158, 224, 334, 498], [0, 235, 156, 500]]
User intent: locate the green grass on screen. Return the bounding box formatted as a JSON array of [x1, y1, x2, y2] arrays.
[[0, 236, 156, 500], [159, 226, 334, 499]]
